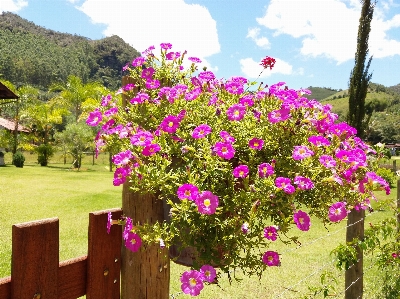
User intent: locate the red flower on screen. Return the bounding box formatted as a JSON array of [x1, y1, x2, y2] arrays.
[[260, 56, 276, 70]]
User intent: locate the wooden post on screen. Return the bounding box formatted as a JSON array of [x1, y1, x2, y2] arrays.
[[397, 180, 400, 236], [345, 210, 364, 299], [393, 160, 397, 172], [11, 218, 59, 298], [120, 76, 170, 299]]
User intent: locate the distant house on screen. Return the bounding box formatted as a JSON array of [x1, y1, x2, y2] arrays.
[[0, 117, 29, 133], [0, 81, 18, 102]]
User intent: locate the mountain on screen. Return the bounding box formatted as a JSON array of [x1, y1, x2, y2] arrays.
[[0, 12, 140, 90], [303, 86, 342, 101]]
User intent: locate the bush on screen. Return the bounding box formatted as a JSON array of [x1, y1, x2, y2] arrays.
[[376, 167, 397, 187], [35, 144, 55, 166], [12, 151, 25, 168]]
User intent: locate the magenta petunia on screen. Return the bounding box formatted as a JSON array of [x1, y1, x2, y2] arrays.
[[188, 57, 202, 63], [319, 155, 336, 168], [112, 150, 133, 166], [180, 270, 204, 296], [185, 87, 202, 101], [225, 81, 244, 95], [130, 130, 154, 146], [141, 67, 155, 79], [192, 124, 212, 139], [308, 135, 331, 147], [220, 131, 235, 143], [293, 210, 311, 231], [86, 109, 102, 126], [239, 95, 254, 107], [123, 217, 132, 240], [275, 177, 295, 194], [132, 56, 146, 67], [145, 79, 160, 89], [233, 164, 249, 178], [113, 166, 131, 186], [160, 115, 180, 133], [328, 202, 348, 222], [263, 226, 278, 241], [267, 108, 291, 123], [292, 145, 314, 160], [214, 141, 235, 160], [226, 104, 246, 121], [258, 163, 274, 178], [241, 222, 250, 234], [142, 143, 161, 156], [166, 51, 180, 60], [195, 191, 219, 215], [160, 42, 172, 50], [293, 176, 314, 190], [104, 107, 118, 117], [262, 251, 280, 266], [248, 138, 264, 150], [125, 232, 142, 252], [200, 264, 216, 283], [130, 92, 149, 104], [177, 184, 199, 201], [198, 71, 216, 81]]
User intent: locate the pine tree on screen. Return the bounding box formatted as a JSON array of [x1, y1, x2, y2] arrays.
[[346, 0, 375, 139]]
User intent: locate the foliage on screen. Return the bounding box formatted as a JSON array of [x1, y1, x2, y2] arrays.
[[376, 167, 397, 188], [12, 151, 25, 167], [0, 12, 140, 90], [54, 122, 94, 170], [35, 144, 55, 166], [303, 86, 339, 101], [346, 0, 374, 139], [89, 43, 390, 295]]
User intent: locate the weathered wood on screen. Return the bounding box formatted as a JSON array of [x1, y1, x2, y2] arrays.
[[0, 277, 11, 299], [86, 208, 122, 299], [121, 184, 170, 299], [58, 256, 87, 299], [11, 218, 59, 299], [345, 209, 364, 299]]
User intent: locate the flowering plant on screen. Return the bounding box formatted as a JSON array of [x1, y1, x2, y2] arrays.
[[88, 43, 389, 296]]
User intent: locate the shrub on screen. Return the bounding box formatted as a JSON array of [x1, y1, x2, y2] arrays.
[[12, 151, 25, 168], [376, 167, 397, 187], [35, 144, 55, 166]]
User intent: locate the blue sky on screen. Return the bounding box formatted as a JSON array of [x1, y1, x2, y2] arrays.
[[1, 0, 400, 91]]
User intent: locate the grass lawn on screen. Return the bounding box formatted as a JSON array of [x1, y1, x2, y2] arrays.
[[0, 152, 397, 298]]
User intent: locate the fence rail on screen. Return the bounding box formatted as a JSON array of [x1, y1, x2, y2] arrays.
[[0, 208, 122, 299]]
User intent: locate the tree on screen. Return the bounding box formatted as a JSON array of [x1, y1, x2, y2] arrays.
[[346, 0, 375, 139], [54, 122, 94, 170]]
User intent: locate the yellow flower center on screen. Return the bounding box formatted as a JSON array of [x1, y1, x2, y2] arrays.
[[268, 256, 273, 261], [205, 270, 210, 277], [204, 199, 211, 207], [254, 142, 259, 147], [189, 278, 197, 287], [184, 190, 191, 196], [222, 147, 227, 153], [239, 171, 244, 176], [168, 121, 174, 127], [299, 217, 304, 224], [131, 239, 136, 245]]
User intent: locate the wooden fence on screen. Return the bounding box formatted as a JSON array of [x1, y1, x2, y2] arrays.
[[0, 208, 122, 299]]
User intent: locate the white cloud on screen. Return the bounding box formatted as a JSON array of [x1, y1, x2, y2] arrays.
[[240, 57, 293, 78], [77, 0, 220, 68], [0, 0, 28, 12], [256, 0, 400, 64], [246, 27, 271, 49]]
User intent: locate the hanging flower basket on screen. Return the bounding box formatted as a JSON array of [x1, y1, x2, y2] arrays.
[[89, 43, 390, 296]]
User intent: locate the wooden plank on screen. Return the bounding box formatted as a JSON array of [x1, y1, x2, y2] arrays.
[[0, 276, 11, 299], [121, 184, 170, 299], [11, 218, 59, 299], [86, 208, 122, 299], [58, 256, 87, 299]]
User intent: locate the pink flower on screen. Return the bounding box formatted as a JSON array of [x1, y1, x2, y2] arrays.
[[249, 138, 264, 150], [241, 222, 250, 234], [328, 202, 348, 222], [213, 141, 235, 160], [233, 165, 249, 178], [226, 104, 246, 121], [113, 166, 131, 186], [195, 191, 219, 215], [275, 177, 295, 194], [292, 145, 314, 160], [198, 71, 216, 81], [107, 212, 112, 234], [86, 109, 102, 126], [123, 217, 132, 240], [308, 135, 331, 147], [293, 210, 311, 231], [319, 155, 336, 168], [264, 226, 278, 241], [185, 87, 201, 101], [125, 232, 142, 252], [239, 95, 254, 107], [260, 56, 276, 70], [145, 79, 160, 89], [132, 56, 146, 67], [294, 176, 314, 190], [180, 270, 204, 296], [268, 108, 290, 123], [141, 67, 155, 79], [160, 42, 172, 50], [262, 251, 280, 266], [225, 81, 244, 95], [200, 265, 216, 283], [160, 115, 180, 133], [166, 51, 180, 60], [112, 150, 133, 166], [192, 124, 212, 139], [188, 57, 202, 63], [142, 143, 161, 156], [258, 163, 274, 178], [220, 131, 235, 143], [177, 184, 199, 201], [130, 92, 149, 104], [130, 131, 154, 146]]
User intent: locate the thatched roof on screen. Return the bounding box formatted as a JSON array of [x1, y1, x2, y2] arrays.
[[0, 81, 18, 100], [0, 117, 29, 133]]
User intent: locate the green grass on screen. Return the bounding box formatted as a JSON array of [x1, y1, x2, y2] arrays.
[[0, 153, 397, 298]]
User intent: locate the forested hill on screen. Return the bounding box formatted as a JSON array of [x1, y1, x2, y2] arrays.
[[0, 12, 140, 90]]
